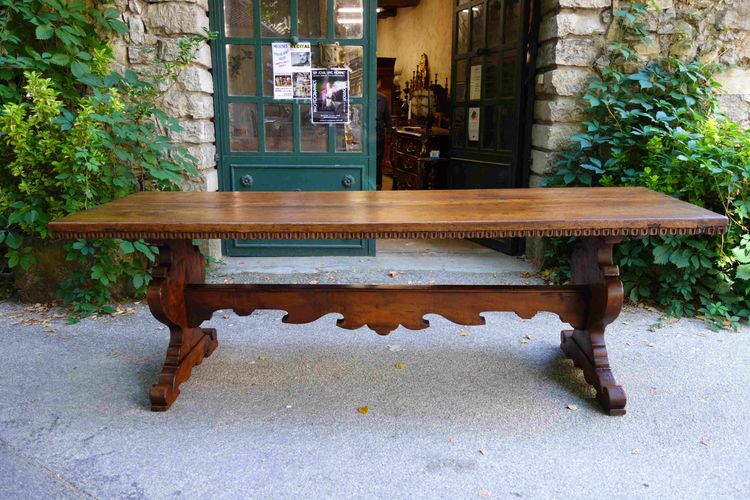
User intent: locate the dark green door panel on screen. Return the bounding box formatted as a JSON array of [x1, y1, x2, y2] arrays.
[[229, 164, 364, 191], [209, 0, 378, 257]]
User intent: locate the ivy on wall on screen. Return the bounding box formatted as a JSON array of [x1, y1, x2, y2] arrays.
[[0, 0, 209, 315], [544, 2, 750, 328]]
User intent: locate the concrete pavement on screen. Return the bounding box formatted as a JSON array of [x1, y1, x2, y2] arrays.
[[1, 240, 748, 499]]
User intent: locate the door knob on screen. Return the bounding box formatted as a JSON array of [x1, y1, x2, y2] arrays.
[[239, 174, 254, 188]]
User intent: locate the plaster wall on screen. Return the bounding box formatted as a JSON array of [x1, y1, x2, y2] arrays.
[[376, 0, 454, 88]]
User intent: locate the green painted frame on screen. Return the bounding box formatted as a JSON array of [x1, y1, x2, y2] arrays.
[[209, 0, 378, 256]]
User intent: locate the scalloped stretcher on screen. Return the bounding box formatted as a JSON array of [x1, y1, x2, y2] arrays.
[[49, 187, 726, 415]]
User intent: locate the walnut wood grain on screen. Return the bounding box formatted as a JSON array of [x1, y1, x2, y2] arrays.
[[183, 284, 589, 335], [47, 187, 727, 240], [560, 237, 627, 416], [147, 240, 218, 411]]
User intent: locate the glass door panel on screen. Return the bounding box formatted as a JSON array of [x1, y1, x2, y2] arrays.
[[211, 0, 375, 257]]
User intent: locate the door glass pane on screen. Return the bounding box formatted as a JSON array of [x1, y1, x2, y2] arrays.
[[300, 104, 328, 152], [262, 45, 273, 96], [504, 0, 521, 44], [457, 9, 470, 54], [261, 0, 291, 37], [500, 49, 516, 97], [335, 104, 363, 152], [229, 103, 259, 151], [498, 101, 514, 149], [455, 59, 467, 102], [341, 46, 363, 97], [483, 105, 497, 149], [487, 0, 502, 47], [452, 107, 466, 148], [484, 53, 499, 100], [226, 45, 256, 96], [335, 0, 363, 39], [299, 0, 327, 38], [471, 5, 484, 51], [225, 0, 254, 37], [264, 103, 293, 151]]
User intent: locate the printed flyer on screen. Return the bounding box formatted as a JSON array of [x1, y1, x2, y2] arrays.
[[311, 68, 349, 124], [272, 42, 312, 99]]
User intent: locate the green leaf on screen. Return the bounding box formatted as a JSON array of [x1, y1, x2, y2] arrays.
[[35, 25, 55, 40], [119, 240, 135, 254], [736, 264, 750, 281]]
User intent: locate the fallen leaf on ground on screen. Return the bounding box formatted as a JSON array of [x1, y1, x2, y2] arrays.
[[520, 334, 532, 344], [479, 490, 493, 498], [459, 328, 469, 337], [357, 406, 369, 415], [222, 315, 229, 319], [394, 363, 406, 369], [223, 279, 236, 284], [388, 271, 399, 277], [567, 404, 579, 411], [479, 448, 487, 456], [258, 355, 269, 361]]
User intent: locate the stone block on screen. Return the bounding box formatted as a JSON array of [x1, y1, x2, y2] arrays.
[[534, 96, 585, 122], [541, 0, 612, 15], [536, 67, 595, 97], [537, 38, 601, 68], [530, 148, 559, 175], [179, 66, 214, 93], [169, 120, 215, 144], [144, 3, 208, 35], [539, 10, 607, 42], [714, 67, 750, 95], [128, 15, 145, 44], [717, 3, 750, 32], [184, 144, 217, 170], [532, 123, 582, 151]]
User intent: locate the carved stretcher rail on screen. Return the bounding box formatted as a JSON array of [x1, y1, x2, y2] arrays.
[[184, 284, 590, 335]]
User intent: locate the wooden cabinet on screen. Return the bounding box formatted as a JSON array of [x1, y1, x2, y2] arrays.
[[391, 127, 450, 190]]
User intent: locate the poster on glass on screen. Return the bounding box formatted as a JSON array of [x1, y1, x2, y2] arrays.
[[311, 68, 349, 124]]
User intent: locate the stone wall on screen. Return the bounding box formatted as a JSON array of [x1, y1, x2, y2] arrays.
[[527, 0, 750, 261], [113, 0, 218, 195]]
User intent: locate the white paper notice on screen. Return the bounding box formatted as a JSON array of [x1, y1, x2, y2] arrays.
[[272, 42, 312, 100], [272, 42, 293, 99], [468, 107, 480, 141], [469, 64, 482, 101]]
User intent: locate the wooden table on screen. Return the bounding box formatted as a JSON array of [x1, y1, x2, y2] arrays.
[[48, 187, 727, 415]]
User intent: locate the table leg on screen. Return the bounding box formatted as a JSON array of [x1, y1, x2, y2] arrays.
[[560, 236, 627, 416], [147, 240, 218, 411]]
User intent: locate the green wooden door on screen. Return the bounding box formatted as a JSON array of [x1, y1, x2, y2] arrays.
[[210, 0, 377, 256]]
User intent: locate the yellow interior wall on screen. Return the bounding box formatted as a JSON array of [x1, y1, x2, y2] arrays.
[[376, 0, 453, 89]]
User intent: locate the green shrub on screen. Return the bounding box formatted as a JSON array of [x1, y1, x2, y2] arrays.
[[0, 0, 208, 315], [543, 2, 750, 327]]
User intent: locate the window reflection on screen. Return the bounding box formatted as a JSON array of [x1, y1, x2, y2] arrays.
[[261, 0, 291, 37], [336, 105, 363, 152], [226, 45, 256, 96], [335, 0, 363, 39], [229, 103, 259, 151], [264, 103, 293, 152]]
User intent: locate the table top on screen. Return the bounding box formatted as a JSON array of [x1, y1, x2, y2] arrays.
[[48, 187, 727, 240]]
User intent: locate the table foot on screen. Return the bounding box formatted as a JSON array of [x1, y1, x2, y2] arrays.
[[561, 329, 626, 416], [150, 327, 218, 411]]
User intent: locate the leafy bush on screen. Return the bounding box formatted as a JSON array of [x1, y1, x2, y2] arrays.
[[0, 0, 206, 314], [543, 3, 750, 327]]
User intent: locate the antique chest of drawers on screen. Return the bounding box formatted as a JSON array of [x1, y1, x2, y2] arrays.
[[391, 127, 450, 190]]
